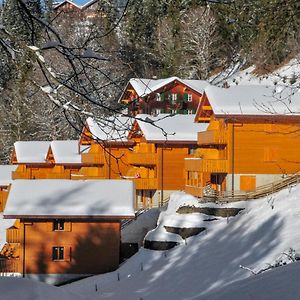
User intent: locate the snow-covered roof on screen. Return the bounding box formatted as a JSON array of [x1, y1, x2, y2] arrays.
[[86, 116, 133, 143], [205, 85, 300, 117], [4, 180, 135, 218], [120, 77, 208, 101], [13, 141, 50, 164], [0, 165, 17, 186], [50, 140, 87, 164], [54, 0, 82, 10], [134, 114, 208, 142]]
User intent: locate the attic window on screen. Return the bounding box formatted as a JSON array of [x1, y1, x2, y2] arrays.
[[53, 220, 65, 231]]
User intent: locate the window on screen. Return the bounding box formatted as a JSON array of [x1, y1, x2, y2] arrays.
[[171, 93, 177, 104], [156, 93, 161, 102], [52, 246, 64, 261], [187, 109, 194, 115], [187, 94, 193, 102], [53, 220, 65, 231]]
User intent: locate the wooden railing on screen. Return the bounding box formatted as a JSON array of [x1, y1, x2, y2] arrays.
[[81, 153, 105, 164], [0, 258, 21, 274], [185, 158, 228, 173], [197, 130, 228, 145], [127, 152, 157, 166], [132, 178, 158, 190], [203, 172, 300, 202]]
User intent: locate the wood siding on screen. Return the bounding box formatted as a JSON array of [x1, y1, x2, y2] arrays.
[[20, 220, 120, 276]]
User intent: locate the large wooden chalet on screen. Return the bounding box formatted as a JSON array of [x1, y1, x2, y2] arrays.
[[2, 180, 135, 284], [126, 114, 208, 207], [119, 77, 208, 116], [185, 85, 300, 197]]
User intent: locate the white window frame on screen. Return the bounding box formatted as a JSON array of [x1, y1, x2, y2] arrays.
[[187, 94, 193, 102], [156, 93, 161, 102], [171, 93, 177, 104]]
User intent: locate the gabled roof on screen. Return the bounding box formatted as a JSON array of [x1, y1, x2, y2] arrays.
[[0, 165, 17, 186], [84, 116, 134, 143], [4, 180, 135, 219], [12, 141, 50, 164], [132, 114, 208, 143], [53, 0, 82, 10], [119, 77, 209, 102], [202, 85, 300, 118], [50, 140, 88, 164]]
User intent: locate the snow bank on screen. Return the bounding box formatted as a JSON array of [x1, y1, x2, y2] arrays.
[[63, 184, 300, 299]]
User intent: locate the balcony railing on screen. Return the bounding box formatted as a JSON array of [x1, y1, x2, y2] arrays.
[[130, 178, 158, 190], [127, 152, 156, 166], [6, 228, 20, 244], [12, 171, 31, 180], [81, 153, 105, 165], [198, 130, 228, 145], [0, 258, 21, 274], [184, 185, 203, 197], [185, 158, 228, 173]]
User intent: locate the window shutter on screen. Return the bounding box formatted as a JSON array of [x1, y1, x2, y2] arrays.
[[183, 93, 188, 103], [161, 93, 165, 102], [161, 108, 165, 113], [64, 222, 72, 232], [65, 246, 72, 262], [176, 93, 181, 103]]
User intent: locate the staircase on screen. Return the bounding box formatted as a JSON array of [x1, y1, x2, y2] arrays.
[[203, 172, 300, 202]]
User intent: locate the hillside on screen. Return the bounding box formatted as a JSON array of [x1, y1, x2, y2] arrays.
[[59, 184, 300, 299]]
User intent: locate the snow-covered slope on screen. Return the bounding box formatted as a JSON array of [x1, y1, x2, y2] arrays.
[[62, 185, 300, 299]]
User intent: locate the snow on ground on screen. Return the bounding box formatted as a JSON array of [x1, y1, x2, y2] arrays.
[[211, 58, 300, 88], [0, 277, 84, 300], [121, 208, 160, 246], [61, 184, 300, 299], [205, 261, 300, 300]]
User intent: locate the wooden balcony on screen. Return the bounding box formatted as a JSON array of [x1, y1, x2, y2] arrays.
[[81, 153, 105, 165], [12, 171, 31, 180], [0, 258, 21, 274], [6, 227, 20, 244], [185, 158, 228, 173], [197, 130, 228, 145], [127, 152, 157, 166], [131, 178, 158, 190], [185, 185, 203, 197]]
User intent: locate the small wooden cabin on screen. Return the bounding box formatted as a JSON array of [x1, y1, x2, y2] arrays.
[[185, 85, 300, 197], [127, 114, 208, 208], [2, 180, 135, 284], [119, 77, 208, 116]]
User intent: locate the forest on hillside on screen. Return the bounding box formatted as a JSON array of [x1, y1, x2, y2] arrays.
[[0, 0, 300, 162]]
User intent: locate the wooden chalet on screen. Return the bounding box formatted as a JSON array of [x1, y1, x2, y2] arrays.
[[119, 77, 208, 116], [11, 140, 90, 180], [53, 0, 102, 19], [78, 116, 134, 180], [126, 114, 208, 208], [185, 85, 300, 198], [1, 180, 135, 284]]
